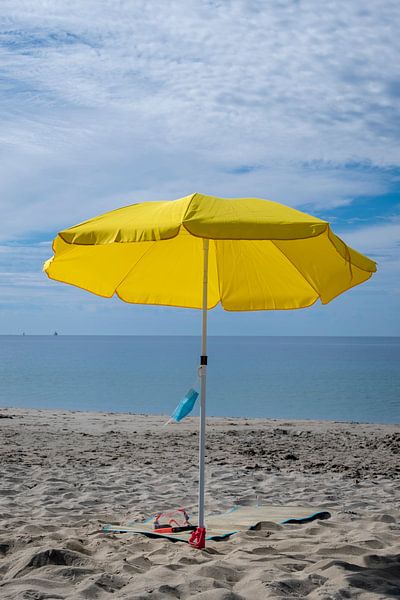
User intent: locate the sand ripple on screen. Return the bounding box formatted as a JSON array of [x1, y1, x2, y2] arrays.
[[1, 409, 399, 599]]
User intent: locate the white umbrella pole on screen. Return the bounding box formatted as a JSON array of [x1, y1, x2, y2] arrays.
[[192, 238, 209, 549]]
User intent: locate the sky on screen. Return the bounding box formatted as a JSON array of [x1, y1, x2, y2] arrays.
[[0, 0, 399, 336]]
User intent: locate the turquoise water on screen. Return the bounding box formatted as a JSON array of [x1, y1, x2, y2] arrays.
[[0, 336, 399, 424]]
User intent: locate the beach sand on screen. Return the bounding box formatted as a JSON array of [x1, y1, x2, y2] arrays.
[[0, 408, 399, 599]]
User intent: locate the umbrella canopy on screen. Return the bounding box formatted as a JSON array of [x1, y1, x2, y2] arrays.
[[44, 193, 376, 309], [44, 193, 376, 549]]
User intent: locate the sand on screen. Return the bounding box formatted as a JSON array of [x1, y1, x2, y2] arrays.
[[0, 408, 399, 599]]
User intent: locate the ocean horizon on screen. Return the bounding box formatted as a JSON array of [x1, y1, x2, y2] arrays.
[[1, 335, 399, 425]]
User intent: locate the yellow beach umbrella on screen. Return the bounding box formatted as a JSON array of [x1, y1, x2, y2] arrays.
[[44, 192, 376, 548]]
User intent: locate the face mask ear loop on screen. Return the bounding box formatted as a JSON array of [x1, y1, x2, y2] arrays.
[[195, 367, 202, 390]]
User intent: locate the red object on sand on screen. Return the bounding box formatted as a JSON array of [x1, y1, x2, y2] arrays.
[[154, 508, 190, 530], [189, 526, 206, 549]]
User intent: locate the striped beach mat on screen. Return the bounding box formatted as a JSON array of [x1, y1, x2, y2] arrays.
[[102, 505, 331, 543]]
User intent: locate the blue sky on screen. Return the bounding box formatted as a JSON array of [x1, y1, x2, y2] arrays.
[[0, 0, 399, 335]]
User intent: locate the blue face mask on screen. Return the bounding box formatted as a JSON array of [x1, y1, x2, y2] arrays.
[[170, 388, 199, 422]]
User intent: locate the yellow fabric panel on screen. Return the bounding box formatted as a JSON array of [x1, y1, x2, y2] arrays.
[[43, 194, 377, 310], [44, 235, 156, 298], [57, 193, 328, 245], [59, 195, 193, 244], [116, 231, 219, 309], [44, 230, 220, 309], [215, 239, 318, 310], [274, 230, 374, 304], [183, 193, 328, 240], [327, 228, 377, 273]]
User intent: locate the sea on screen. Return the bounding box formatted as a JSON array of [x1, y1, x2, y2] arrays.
[[0, 336, 399, 424]]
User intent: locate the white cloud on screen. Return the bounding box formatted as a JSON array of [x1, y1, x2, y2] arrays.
[[0, 1, 399, 334], [342, 217, 400, 273], [337, 218, 400, 303], [344, 218, 400, 253], [0, 0, 400, 241]]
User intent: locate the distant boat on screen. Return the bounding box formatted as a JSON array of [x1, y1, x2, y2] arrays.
[[53, 331, 58, 336]]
